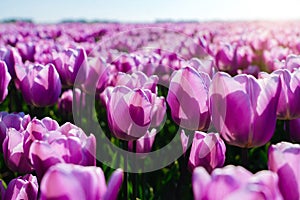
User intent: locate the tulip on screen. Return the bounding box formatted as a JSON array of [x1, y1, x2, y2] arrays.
[[0, 112, 30, 151], [107, 86, 162, 140], [188, 131, 226, 172], [113, 71, 159, 94], [58, 88, 83, 114], [136, 53, 160, 77], [40, 163, 123, 200], [3, 128, 33, 173], [268, 142, 300, 199], [100, 86, 114, 106], [285, 54, 300, 72], [215, 44, 236, 75], [235, 45, 254, 69], [263, 46, 291, 72], [193, 165, 283, 200], [112, 54, 138, 73], [29, 122, 96, 179], [16, 42, 35, 62], [33, 40, 56, 65], [180, 129, 190, 155], [24, 117, 59, 144], [210, 72, 281, 147], [149, 94, 166, 128], [188, 57, 215, 78], [82, 57, 110, 94], [128, 129, 157, 153], [16, 63, 62, 107], [0, 61, 11, 103], [0, 47, 22, 78], [271, 69, 300, 119], [53, 47, 88, 86], [3, 174, 38, 200], [167, 66, 211, 131]]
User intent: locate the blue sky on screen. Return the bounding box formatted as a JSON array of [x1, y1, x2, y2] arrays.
[[1, 0, 300, 23]]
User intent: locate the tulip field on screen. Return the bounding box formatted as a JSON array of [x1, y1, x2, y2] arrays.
[[0, 21, 300, 199]]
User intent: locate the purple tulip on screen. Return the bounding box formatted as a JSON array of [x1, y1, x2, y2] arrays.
[[58, 88, 83, 113], [188, 131, 226, 172], [167, 66, 211, 131], [3, 128, 33, 173], [113, 71, 159, 94], [100, 86, 114, 106], [128, 129, 157, 153], [268, 142, 300, 199], [112, 54, 137, 73], [0, 61, 11, 103], [210, 72, 281, 147], [24, 117, 59, 145], [193, 165, 283, 200], [0, 47, 22, 78], [0, 112, 30, 151], [215, 44, 236, 74], [180, 129, 190, 155], [285, 54, 300, 72], [263, 46, 291, 72], [290, 118, 300, 142], [3, 174, 38, 200], [82, 57, 110, 94], [29, 122, 96, 179], [40, 163, 123, 200], [16, 42, 36, 62], [235, 45, 254, 69], [269, 69, 300, 119], [53, 47, 88, 86], [188, 57, 215, 78], [16, 63, 62, 107], [33, 40, 57, 65], [107, 86, 163, 140], [148, 94, 166, 128]]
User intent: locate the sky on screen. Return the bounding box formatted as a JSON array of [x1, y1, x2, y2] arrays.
[[1, 0, 300, 23]]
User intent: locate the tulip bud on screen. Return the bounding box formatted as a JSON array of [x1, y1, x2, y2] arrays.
[[53, 47, 88, 86], [128, 129, 157, 153], [188, 131, 226, 172], [167, 66, 211, 131], [0, 112, 30, 151], [58, 88, 83, 114], [0, 61, 11, 103], [16, 63, 62, 107], [0, 47, 22, 78], [273, 69, 300, 119], [29, 122, 96, 179], [40, 163, 123, 200], [210, 72, 281, 147], [3, 174, 38, 200], [193, 165, 282, 200], [268, 142, 300, 199], [3, 128, 33, 174], [107, 86, 154, 140]]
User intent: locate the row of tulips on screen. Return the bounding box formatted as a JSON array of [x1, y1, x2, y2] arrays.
[[0, 21, 300, 199], [192, 142, 300, 199], [0, 111, 123, 199]]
